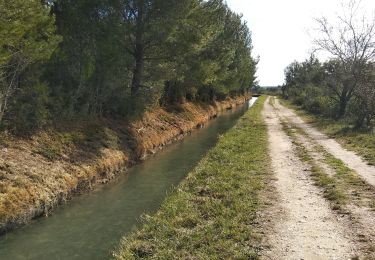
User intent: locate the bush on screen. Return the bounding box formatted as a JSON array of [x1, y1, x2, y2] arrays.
[[5, 80, 51, 135]]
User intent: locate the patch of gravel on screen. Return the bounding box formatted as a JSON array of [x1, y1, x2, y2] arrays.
[[274, 98, 375, 188], [260, 98, 357, 259]]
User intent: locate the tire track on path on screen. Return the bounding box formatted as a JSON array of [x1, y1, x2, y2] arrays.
[[273, 98, 375, 188], [261, 97, 356, 259]]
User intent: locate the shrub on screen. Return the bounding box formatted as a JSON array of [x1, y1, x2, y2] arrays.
[[5, 80, 51, 135]]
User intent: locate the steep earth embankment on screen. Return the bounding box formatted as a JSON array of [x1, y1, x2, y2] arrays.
[[0, 96, 249, 234]]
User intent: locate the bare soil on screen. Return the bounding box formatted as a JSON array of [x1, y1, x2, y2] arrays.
[[271, 97, 375, 258], [274, 98, 375, 187], [261, 97, 358, 259]]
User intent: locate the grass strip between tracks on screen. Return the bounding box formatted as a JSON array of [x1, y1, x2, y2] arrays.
[[280, 99, 375, 166]]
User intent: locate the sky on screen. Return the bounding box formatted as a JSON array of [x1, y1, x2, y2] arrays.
[[226, 0, 375, 86]]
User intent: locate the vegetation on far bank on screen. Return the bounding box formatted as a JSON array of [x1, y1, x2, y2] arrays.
[[0, 0, 256, 135], [114, 96, 270, 259]]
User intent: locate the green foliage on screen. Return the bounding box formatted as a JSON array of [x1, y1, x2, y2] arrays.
[[0, 0, 60, 65], [47, 0, 131, 118], [283, 55, 375, 129], [165, 1, 256, 103], [0, 0, 257, 134], [0, 0, 60, 132], [34, 145, 61, 161], [113, 96, 269, 259], [5, 81, 51, 134], [3, 66, 51, 134]]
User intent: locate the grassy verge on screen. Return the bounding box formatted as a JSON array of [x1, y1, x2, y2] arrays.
[[113, 96, 270, 259], [322, 150, 375, 210], [281, 120, 375, 211], [280, 99, 375, 166]]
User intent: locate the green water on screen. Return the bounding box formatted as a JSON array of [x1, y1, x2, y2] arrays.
[[0, 100, 254, 259]]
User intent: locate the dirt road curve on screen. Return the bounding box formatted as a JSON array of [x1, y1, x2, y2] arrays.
[[261, 97, 357, 259]]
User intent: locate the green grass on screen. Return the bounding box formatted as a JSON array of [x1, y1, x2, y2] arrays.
[[281, 121, 347, 210], [33, 145, 62, 161], [282, 119, 375, 210], [280, 99, 375, 166], [321, 148, 375, 209], [113, 96, 270, 259]]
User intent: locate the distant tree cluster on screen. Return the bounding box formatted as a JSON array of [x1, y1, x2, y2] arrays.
[[0, 0, 257, 134], [282, 1, 375, 130], [252, 86, 281, 95]]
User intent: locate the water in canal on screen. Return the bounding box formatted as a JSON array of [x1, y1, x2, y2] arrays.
[[0, 98, 257, 259]]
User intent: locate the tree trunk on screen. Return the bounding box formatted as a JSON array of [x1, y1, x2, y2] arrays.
[[0, 97, 4, 122], [355, 113, 366, 129], [0, 83, 15, 123], [337, 86, 352, 119], [337, 95, 347, 119], [131, 46, 144, 96], [0, 110, 4, 123], [131, 0, 145, 97]]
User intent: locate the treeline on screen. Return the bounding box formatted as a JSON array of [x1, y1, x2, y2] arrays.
[[282, 56, 375, 129], [0, 0, 256, 134], [282, 2, 375, 130]]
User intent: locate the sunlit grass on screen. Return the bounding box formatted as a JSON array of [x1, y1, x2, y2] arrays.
[[281, 99, 375, 166], [281, 120, 347, 210], [282, 119, 375, 211], [113, 96, 270, 259]]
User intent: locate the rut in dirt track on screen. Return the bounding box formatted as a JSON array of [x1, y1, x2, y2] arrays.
[[272, 98, 375, 188], [261, 97, 357, 259]]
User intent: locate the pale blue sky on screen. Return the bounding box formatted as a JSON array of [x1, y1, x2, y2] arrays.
[[226, 0, 375, 86]]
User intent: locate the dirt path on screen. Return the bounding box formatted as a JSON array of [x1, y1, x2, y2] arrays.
[[261, 97, 357, 259], [273, 98, 375, 188]]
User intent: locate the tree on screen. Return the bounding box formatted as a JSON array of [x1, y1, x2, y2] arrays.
[[283, 56, 324, 100], [116, 0, 193, 97], [0, 0, 257, 133], [352, 63, 375, 128], [313, 0, 375, 118], [49, 0, 128, 118], [161, 0, 256, 104], [0, 0, 60, 123]]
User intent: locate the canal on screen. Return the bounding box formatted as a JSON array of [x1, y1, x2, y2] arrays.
[[0, 98, 257, 259]]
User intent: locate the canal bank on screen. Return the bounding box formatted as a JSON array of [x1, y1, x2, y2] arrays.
[[114, 96, 268, 259], [0, 97, 255, 259], [0, 96, 249, 234]]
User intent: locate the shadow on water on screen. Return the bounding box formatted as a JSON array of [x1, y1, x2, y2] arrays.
[[0, 98, 257, 260]]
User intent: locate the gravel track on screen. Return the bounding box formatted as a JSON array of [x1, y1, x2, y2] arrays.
[[261, 97, 357, 259]]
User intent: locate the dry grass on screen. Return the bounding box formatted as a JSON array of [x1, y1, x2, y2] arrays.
[[0, 96, 249, 234], [113, 96, 270, 259], [281, 121, 347, 210], [282, 120, 375, 211], [280, 99, 375, 166]]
